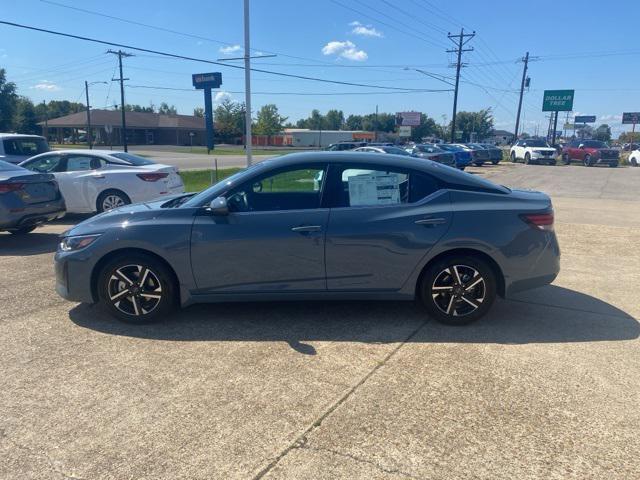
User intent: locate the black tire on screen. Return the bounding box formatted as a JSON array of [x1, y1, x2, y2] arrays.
[[609, 162, 618, 168], [548, 160, 557, 166], [473, 162, 483, 167], [420, 255, 497, 326], [491, 160, 499, 165], [97, 253, 177, 323], [562, 153, 570, 165], [96, 189, 131, 213], [631, 158, 638, 167], [583, 154, 593, 167], [524, 153, 531, 165], [510, 151, 517, 163], [8, 225, 37, 235]]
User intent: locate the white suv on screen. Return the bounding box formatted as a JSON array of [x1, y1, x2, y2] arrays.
[[0, 134, 50, 164], [629, 149, 640, 167], [510, 139, 557, 165]]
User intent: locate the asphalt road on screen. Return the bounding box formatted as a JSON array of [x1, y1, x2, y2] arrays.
[[1, 163, 639, 479]]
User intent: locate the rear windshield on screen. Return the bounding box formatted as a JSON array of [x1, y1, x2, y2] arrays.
[[0, 159, 22, 171], [2, 137, 49, 156], [109, 152, 155, 165], [381, 146, 411, 155]]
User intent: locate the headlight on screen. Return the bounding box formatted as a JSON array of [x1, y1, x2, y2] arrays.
[[59, 234, 101, 252]]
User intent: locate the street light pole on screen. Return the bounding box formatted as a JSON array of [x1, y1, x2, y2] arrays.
[[243, 0, 253, 166]]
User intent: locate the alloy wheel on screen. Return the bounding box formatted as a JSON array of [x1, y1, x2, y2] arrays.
[[102, 194, 126, 211], [107, 264, 163, 317], [431, 265, 486, 317]]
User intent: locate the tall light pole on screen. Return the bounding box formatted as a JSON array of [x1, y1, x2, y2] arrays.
[[85, 81, 107, 149], [243, 0, 253, 166]]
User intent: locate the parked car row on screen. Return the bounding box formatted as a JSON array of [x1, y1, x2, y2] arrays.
[[510, 138, 621, 167], [1, 134, 185, 234]]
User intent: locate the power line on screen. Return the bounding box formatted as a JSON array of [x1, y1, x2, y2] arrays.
[[0, 20, 437, 92], [126, 84, 452, 95]]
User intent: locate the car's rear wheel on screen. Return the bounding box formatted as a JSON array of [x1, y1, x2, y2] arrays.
[[631, 158, 638, 167], [510, 151, 517, 162], [8, 225, 37, 235], [97, 189, 131, 213], [524, 152, 531, 164], [583, 154, 593, 167], [420, 255, 497, 325], [562, 153, 570, 165], [97, 253, 176, 323]]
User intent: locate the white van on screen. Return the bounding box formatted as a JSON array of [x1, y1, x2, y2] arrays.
[[0, 134, 50, 164]]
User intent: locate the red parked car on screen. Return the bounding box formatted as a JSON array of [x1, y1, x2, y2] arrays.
[[560, 140, 619, 167]]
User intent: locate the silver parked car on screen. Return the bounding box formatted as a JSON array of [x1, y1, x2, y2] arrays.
[[0, 160, 66, 234], [55, 152, 560, 326], [405, 144, 456, 167], [0, 134, 50, 164]]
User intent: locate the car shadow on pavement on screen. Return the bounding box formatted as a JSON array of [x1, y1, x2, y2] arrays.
[[0, 232, 60, 256], [68, 285, 639, 354]]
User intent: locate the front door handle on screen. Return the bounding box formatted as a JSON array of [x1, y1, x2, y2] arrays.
[[415, 217, 447, 226], [291, 225, 322, 233]]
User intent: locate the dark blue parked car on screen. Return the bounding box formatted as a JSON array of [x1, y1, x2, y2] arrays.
[[437, 144, 473, 169], [55, 152, 560, 326]]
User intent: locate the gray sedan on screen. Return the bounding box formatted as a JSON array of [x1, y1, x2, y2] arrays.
[[0, 160, 65, 234], [55, 152, 560, 325]]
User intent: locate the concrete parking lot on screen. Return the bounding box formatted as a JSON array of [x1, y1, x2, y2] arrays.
[[1, 163, 639, 479]]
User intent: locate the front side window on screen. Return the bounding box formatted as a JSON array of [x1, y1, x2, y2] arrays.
[[24, 154, 63, 173], [331, 165, 440, 208], [227, 165, 326, 213]]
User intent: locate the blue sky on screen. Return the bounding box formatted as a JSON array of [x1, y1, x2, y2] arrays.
[[2, 0, 639, 137]]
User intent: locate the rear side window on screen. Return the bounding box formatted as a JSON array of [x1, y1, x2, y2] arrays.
[[24, 154, 63, 173], [3, 137, 49, 156], [329, 164, 440, 208]]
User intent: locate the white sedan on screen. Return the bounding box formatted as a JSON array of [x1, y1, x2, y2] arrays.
[[20, 150, 184, 213], [630, 149, 640, 167]]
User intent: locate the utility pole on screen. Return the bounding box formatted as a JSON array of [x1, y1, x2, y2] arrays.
[[513, 51, 529, 142], [243, 0, 253, 166], [84, 81, 107, 149], [374, 104, 378, 142], [107, 50, 133, 152], [447, 28, 475, 143]]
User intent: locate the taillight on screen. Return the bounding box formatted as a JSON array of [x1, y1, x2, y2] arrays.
[[136, 173, 169, 182], [521, 212, 554, 231], [0, 182, 24, 193]]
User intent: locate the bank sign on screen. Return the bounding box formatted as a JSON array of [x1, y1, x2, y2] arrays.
[[192, 72, 222, 89], [542, 90, 574, 112]]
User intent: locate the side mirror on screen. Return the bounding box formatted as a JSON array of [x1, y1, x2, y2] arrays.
[[521, 143, 527, 147], [579, 144, 585, 149], [208, 196, 228, 216]]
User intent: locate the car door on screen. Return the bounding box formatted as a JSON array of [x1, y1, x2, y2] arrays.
[[55, 154, 105, 212], [324, 163, 452, 291], [190, 163, 330, 294]]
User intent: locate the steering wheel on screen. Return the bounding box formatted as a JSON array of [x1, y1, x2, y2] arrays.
[[228, 192, 249, 212]]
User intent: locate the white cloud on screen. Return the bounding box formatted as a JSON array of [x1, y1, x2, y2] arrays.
[[214, 91, 232, 102], [219, 44, 242, 55], [321, 40, 368, 61], [599, 114, 622, 122], [349, 21, 383, 38], [32, 80, 60, 91]]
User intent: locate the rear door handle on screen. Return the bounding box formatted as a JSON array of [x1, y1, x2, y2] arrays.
[[291, 225, 322, 233], [415, 217, 447, 226]]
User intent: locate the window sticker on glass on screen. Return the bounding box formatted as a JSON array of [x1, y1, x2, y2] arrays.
[[348, 173, 401, 206]]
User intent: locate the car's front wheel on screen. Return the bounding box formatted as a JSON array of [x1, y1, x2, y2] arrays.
[[631, 157, 638, 167], [97, 189, 131, 213], [524, 152, 531, 164], [583, 154, 593, 167], [420, 256, 497, 325], [562, 153, 570, 165], [97, 253, 176, 323], [510, 151, 517, 162]]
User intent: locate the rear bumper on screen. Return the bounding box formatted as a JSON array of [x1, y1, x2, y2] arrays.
[[504, 232, 561, 297], [0, 203, 65, 231]]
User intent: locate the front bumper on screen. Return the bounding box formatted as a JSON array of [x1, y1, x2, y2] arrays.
[[55, 248, 99, 304]]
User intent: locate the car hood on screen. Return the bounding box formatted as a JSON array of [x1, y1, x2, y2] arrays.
[[62, 194, 190, 237]]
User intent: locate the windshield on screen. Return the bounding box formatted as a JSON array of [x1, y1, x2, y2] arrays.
[[2, 137, 49, 156], [109, 152, 156, 166], [583, 140, 608, 148], [525, 139, 551, 147], [381, 146, 411, 155]]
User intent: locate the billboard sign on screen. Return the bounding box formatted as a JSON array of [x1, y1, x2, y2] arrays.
[[395, 111, 421, 126], [542, 90, 574, 111], [192, 72, 222, 89], [398, 126, 411, 137], [622, 112, 640, 124], [574, 115, 596, 123]]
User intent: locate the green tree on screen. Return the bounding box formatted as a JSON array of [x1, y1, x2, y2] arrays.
[[594, 124, 612, 142], [324, 109, 344, 130], [193, 107, 204, 118], [213, 98, 244, 143], [0, 68, 18, 131], [14, 97, 39, 134], [409, 114, 440, 142], [158, 102, 177, 115], [449, 109, 494, 142], [619, 131, 640, 143], [253, 104, 287, 136], [345, 114, 363, 130]]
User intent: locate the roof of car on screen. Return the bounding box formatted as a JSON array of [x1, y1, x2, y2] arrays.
[[0, 133, 46, 139]]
